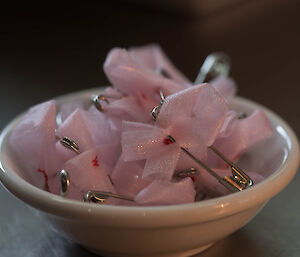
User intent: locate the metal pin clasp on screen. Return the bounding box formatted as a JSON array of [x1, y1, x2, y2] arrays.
[[59, 169, 70, 196], [168, 135, 253, 192], [83, 190, 135, 204], [91, 94, 122, 112], [195, 52, 231, 84], [92, 94, 110, 112], [151, 105, 161, 121], [209, 145, 253, 191], [151, 89, 165, 121], [174, 167, 198, 179], [59, 136, 81, 154]]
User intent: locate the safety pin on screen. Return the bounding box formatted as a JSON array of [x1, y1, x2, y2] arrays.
[[195, 52, 231, 84], [58, 170, 134, 203], [167, 135, 252, 192], [91, 94, 122, 112], [174, 167, 198, 179], [83, 190, 135, 204], [151, 89, 165, 121], [56, 136, 80, 196], [59, 169, 70, 196], [58, 136, 81, 154]]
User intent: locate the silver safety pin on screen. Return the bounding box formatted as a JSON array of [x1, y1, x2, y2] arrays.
[[59, 169, 70, 196], [91, 94, 122, 112], [58, 136, 81, 154], [195, 52, 231, 84], [151, 88, 165, 121], [174, 167, 198, 179], [168, 135, 252, 192], [83, 190, 134, 204]]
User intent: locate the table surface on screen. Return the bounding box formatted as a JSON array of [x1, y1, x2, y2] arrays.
[[1, 1, 300, 256]]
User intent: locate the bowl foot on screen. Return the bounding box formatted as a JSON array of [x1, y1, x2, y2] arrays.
[[86, 242, 214, 257]]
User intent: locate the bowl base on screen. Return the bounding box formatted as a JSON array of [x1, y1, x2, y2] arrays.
[[86, 242, 214, 257]]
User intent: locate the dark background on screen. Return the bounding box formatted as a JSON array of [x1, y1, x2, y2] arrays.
[[1, 1, 300, 256]]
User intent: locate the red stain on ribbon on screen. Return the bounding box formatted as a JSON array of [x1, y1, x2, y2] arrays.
[[163, 137, 174, 145], [92, 156, 100, 167], [37, 168, 50, 192]]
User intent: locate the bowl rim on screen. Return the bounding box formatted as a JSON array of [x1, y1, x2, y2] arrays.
[[0, 88, 299, 228]]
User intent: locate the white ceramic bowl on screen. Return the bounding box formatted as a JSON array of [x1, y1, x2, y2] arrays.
[[0, 88, 299, 257]]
